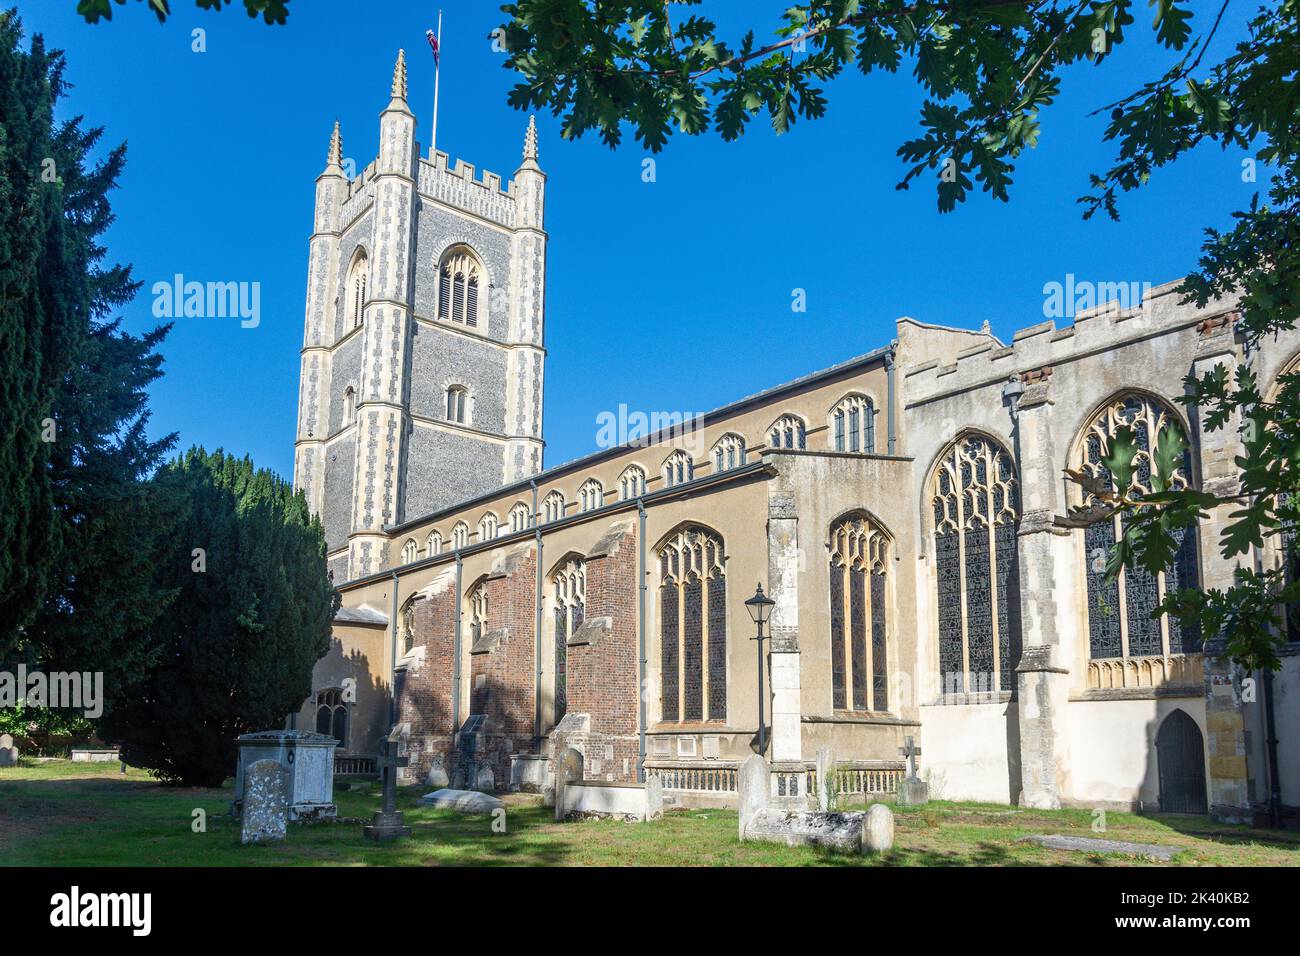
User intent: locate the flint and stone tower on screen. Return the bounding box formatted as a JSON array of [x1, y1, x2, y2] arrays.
[[294, 51, 548, 583]]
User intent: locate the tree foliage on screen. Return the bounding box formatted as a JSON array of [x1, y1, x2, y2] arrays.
[[75, 0, 289, 24], [500, 1, 1300, 670], [99, 448, 337, 787], [0, 9, 175, 667]]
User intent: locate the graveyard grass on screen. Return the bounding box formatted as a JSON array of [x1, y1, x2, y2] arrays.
[[3, 759, 1297, 867]]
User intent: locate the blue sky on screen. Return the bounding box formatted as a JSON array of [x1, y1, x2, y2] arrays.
[[16, 1, 1259, 478]]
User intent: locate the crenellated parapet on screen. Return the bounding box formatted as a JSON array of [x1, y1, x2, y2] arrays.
[[899, 279, 1241, 406]]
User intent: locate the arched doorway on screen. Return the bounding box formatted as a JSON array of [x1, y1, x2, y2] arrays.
[[1156, 710, 1207, 814]]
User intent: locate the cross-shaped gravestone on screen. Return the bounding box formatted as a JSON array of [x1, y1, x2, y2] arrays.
[[898, 736, 922, 779], [363, 731, 411, 842]]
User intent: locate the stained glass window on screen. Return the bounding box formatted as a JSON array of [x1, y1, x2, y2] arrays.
[[659, 527, 726, 722], [552, 559, 585, 724], [930, 434, 1022, 695], [829, 514, 890, 711], [1073, 394, 1202, 659]]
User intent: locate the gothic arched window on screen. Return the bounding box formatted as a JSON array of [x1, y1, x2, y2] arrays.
[[468, 583, 489, 710], [1072, 394, 1201, 660], [438, 247, 483, 328], [445, 385, 468, 424], [343, 386, 356, 427], [400, 538, 419, 565], [543, 491, 565, 524], [712, 433, 746, 473], [831, 394, 876, 454], [618, 465, 646, 500], [658, 526, 727, 723], [552, 558, 585, 724], [769, 414, 807, 450], [314, 688, 348, 747], [345, 251, 368, 330], [478, 512, 498, 541], [931, 435, 1023, 695], [579, 478, 604, 513], [451, 521, 469, 550], [662, 450, 694, 488], [426, 530, 442, 557], [509, 502, 530, 533], [829, 514, 892, 711]]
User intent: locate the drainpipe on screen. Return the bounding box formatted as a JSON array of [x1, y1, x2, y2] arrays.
[[637, 496, 648, 782], [452, 551, 462, 736], [532, 478, 544, 748], [885, 344, 898, 455], [389, 569, 400, 729]]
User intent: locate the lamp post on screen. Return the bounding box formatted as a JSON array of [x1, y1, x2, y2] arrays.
[[745, 583, 776, 756]]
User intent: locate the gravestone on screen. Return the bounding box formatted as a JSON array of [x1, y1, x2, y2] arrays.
[[0, 733, 18, 767], [554, 747, 584, 822], [896, 736, 929, 807], [233, 730, 337, 820], [863, 803, 895, 854], [425, 760, 450, 789], [363, 733, 411, 842], [645, 773, 664, 822], [420, 788, 503, 814], [737, 753, 771, 840], [240, 759, 288, 845], [815, 746, 835, 811], [474, 766, 495, 792]]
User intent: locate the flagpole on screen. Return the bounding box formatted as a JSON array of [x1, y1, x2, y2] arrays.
[[431, 10, 442, 159]]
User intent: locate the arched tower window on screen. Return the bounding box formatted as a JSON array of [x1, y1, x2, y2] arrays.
[[478, 512, 498, 541], [619, 465, 646, 500], [345, 251, 369, 330], [426, 530, 442, 557], [543, 491, 565, 524], [1071, 394, 1201, 660], [509, 502, 530, 533], [451, 521, 470, 550], [400, 538, 419, 565], [829, 514, 892, 711], [438, 247, 484, 328], [314, 688, 349, 747], [658, 526, 727, 723], [712, 433, 746, 473], [831, 394, 876, 454], [552, 558, 585, 724], [579, 478, 604, 513], [769, 414, 807, 450], [662, 450, 694, 488], [445, 385, 468, 425], [930, 435, 1023, 696]]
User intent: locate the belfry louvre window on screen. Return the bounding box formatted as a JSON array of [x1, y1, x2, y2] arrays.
[[832, 395, 876, 453], [829, 514, 891, 711], [552, 558, 585, 723], [438, 249, 482, 328], [346, 252, 368, 330], [931, 435, 1023, 695], [770, 415, 806, 450], [1073, 395, 1201, 660], [658, 527, 727, 723]]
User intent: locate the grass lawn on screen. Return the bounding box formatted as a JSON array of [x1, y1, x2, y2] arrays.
[[2, 758, 1297, 867]]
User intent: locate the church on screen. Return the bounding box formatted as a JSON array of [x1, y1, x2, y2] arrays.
[[290, 51, 1300, 824]]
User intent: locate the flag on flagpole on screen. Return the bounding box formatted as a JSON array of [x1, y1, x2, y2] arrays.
[[426, 28, 440, 65]]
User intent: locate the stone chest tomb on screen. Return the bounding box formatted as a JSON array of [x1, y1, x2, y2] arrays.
[[233, 730, 337, 821]]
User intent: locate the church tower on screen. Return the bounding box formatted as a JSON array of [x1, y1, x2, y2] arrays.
[[293, 51, 548, 584]]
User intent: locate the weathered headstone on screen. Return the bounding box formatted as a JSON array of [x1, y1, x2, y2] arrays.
[[645, 773, 664, 821], [420, 788, 504, 813], [474, 766, 495, 792], [554, 747, 584, 822], [896, 735, 929, 807], [815, 746, 835, 811], [363, 733, 411, 842], [0, 733, 18, 766], [863, 803, 895, 854], [737, 753, 771, 840], [234, 730, 337, 820], [240, 759, 288, 845], [425, 760, 450, 789], [1017, 834, 1177, 861]]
